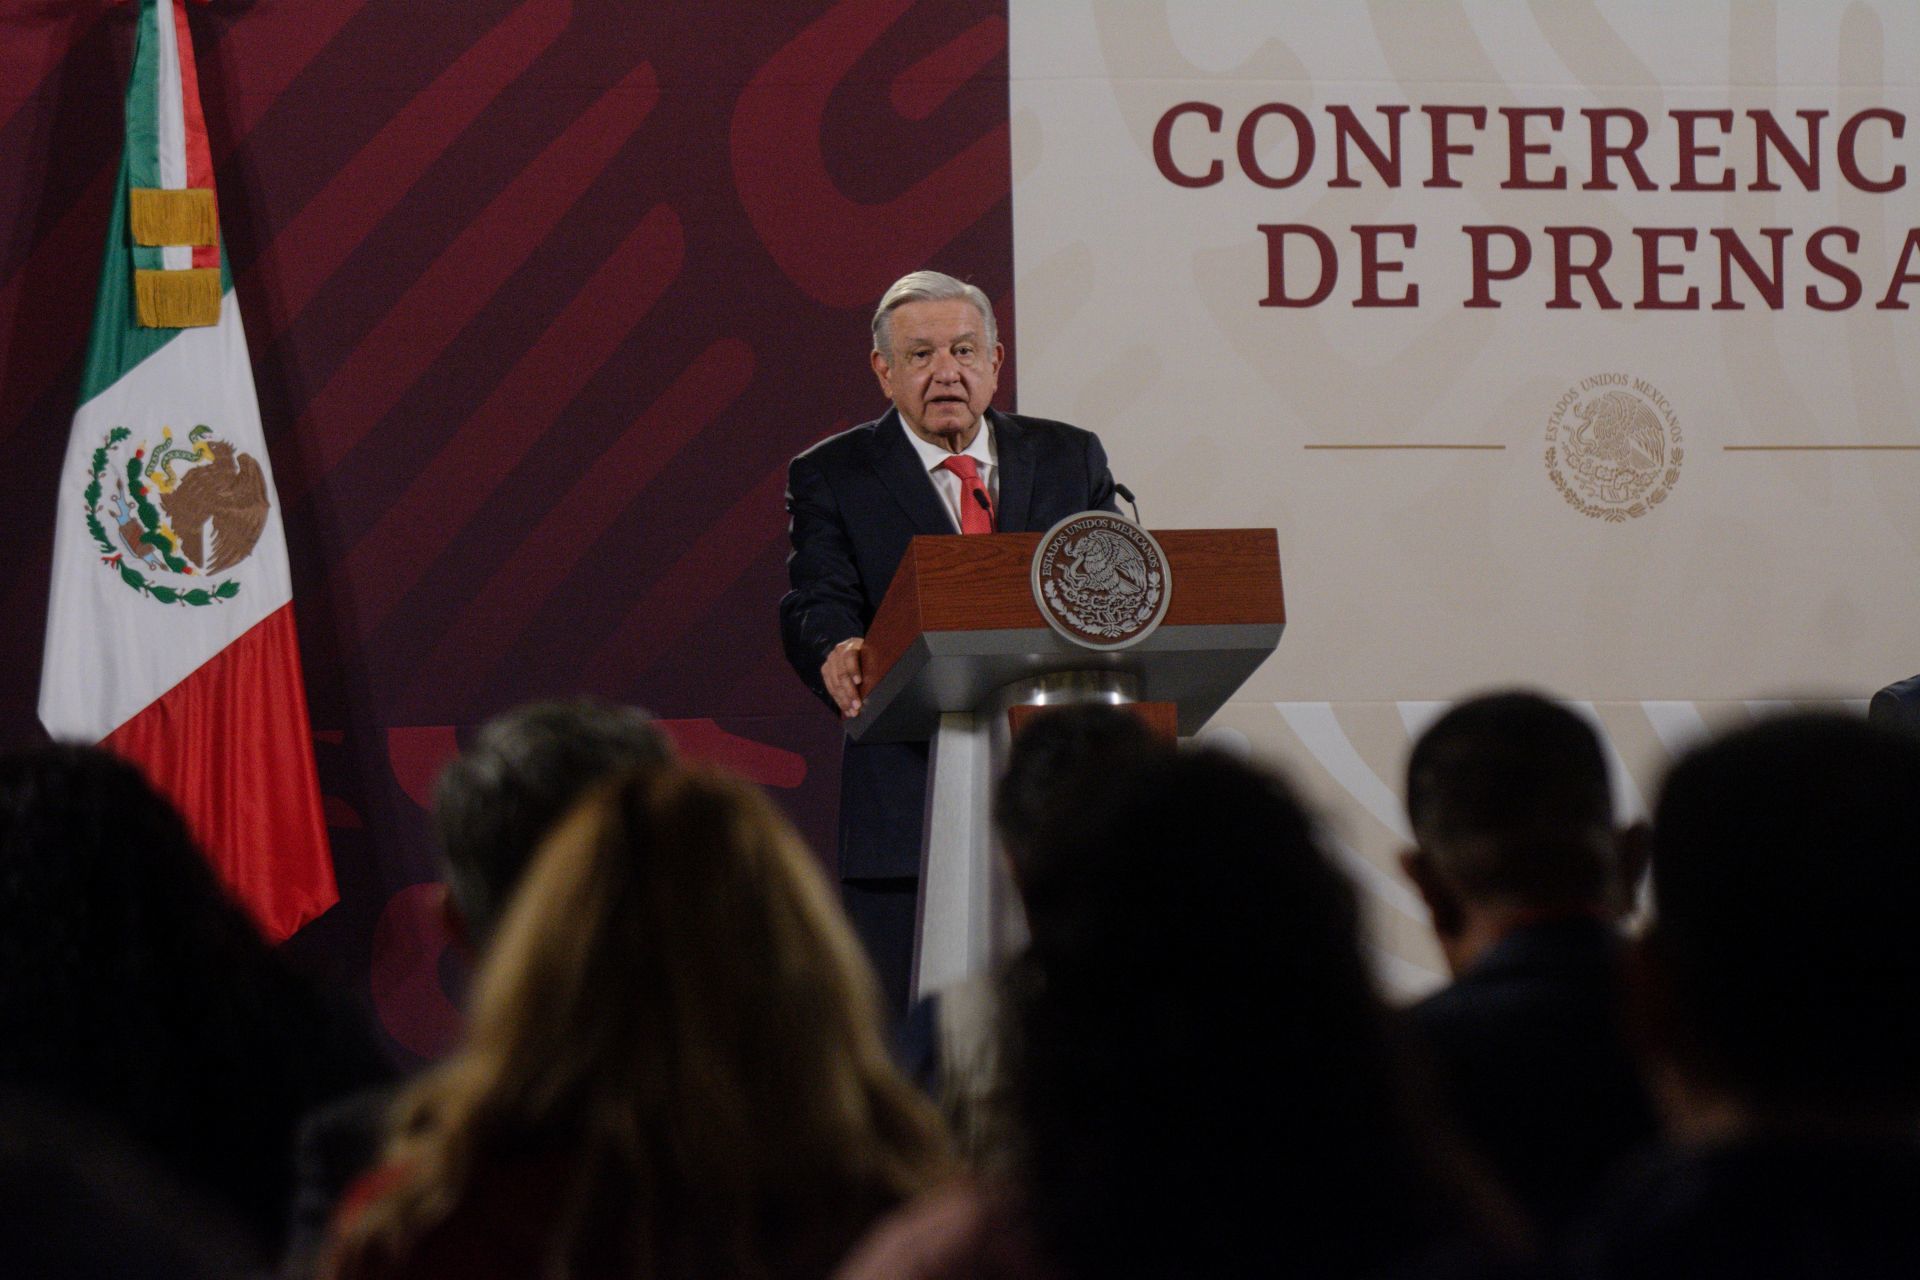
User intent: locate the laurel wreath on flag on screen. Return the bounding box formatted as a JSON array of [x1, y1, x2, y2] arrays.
[[84, 426, 239, 607]]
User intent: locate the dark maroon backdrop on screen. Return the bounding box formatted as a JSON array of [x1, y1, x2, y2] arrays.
[[0, 0, 1013, 1063]]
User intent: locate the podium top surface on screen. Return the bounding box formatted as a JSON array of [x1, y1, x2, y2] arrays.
[[845, 528, 1283, 743]]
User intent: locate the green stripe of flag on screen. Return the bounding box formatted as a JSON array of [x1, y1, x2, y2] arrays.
[[79, 0, 233, 405], [127, 0, 161, 276]]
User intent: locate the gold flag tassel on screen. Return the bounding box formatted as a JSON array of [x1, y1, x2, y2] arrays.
[[135, 268, 223, 328], [129, 187, 219, 247]]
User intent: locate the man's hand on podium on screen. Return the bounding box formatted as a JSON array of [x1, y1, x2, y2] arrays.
[[823, 638, 866, 718]]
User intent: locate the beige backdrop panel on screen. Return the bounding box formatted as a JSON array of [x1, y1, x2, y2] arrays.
[[1009, 2, 1918, 991]]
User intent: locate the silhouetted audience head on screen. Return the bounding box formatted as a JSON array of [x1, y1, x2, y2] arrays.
[[993, 704, 1167, 887], [1868, 673, 1920, 735], [1006, 748, 1510, 1278], [1647, 712, 1920, 1124], [333, 762, 951, 1280], [0, 746, 387, 1257], [1403, 692, 1645, 975], [432, 698, 670, 948], [1406, 690, 1618, 907], [1397, 693, 1661, 1242]]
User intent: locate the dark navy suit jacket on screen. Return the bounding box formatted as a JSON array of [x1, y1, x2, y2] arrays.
[[780, 407, 1116, 880], [1408, 916, 1658, 1240]]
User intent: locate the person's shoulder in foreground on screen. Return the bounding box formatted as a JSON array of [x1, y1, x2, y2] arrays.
[[1571, 1135, 1920, 1280], [832, 1181, 1055, 1280]]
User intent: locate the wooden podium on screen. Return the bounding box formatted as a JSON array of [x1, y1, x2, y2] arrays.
[[842, 526, 1285, 997]]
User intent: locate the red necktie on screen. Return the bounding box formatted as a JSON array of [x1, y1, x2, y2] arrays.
[[939, 454, 995, 534]]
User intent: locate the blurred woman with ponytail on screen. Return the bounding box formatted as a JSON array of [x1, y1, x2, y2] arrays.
[[329, 762, 952, 1280]]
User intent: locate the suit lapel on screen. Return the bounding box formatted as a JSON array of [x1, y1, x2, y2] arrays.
[[868, 409, 957, 535], [992, 409, 1036, 532]]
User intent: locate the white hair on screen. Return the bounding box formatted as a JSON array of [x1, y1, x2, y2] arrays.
[[871, 270, 998, 358]]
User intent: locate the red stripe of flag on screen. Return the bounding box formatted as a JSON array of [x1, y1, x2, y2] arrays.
[[168, 0, 220, 269], [102, 605, 337, 941]]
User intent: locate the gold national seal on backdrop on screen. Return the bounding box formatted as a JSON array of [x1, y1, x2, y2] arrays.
[[1031, 512, 1172, 650], [1544, 374, 1684, 523]]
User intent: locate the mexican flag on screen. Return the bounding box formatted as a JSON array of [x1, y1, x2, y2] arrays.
[[38, 0, 336, 941]]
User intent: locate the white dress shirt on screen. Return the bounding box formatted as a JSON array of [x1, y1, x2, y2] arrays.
[[901, 415, 998, 532]]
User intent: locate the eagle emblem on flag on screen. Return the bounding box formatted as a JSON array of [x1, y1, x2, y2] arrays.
[[83, 422, 265, 605]]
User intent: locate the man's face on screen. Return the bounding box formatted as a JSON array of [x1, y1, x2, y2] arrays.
[[871, 298, 1003, 451]]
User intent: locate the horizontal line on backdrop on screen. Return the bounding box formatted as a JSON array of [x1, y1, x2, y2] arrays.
[[1303, 443, 1506, 451], [1723, 445, 1920, 452]]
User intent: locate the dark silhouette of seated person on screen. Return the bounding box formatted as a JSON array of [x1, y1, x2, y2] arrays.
[[893, 703, 1167, 1167], [0, 1089, 256, 1280], [1398, 691, 1658, 1238], [1573, 712, 1920, 1279], [840, 750, 1523, 1280], [0, 746, 388, 1263]]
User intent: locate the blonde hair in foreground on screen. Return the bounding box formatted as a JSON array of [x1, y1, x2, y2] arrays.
[[331, 763, 952, 1279]]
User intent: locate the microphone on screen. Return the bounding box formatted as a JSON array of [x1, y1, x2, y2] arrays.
[[1113, 481, 1142, 525], [971, 486, 994, 525]]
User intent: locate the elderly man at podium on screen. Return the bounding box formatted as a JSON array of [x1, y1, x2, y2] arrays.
[[780, 269, 1118, 1014]]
